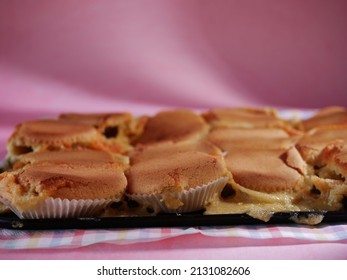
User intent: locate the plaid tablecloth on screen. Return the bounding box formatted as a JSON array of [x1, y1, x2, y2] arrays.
[[1, 224, 347, 250]]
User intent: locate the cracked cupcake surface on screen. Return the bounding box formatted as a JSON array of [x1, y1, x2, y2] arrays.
[[0, 149, 127, 218], [126, 147, 229, 213], [6, 119, 105, 165]]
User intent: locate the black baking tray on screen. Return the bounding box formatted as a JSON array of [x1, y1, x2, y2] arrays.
[[0, 210, 347, 230]]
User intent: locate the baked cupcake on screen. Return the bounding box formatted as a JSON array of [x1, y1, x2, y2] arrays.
[[129, 140, 221, 164], [315, 140, 347, 179], [296, 125, 347, 165], [133, 109, 209, 145], [294, 141, 347, 214], [205, 146, 309, 221], [224, 147, 306, 193], [59, 112, 147, 153], [203, 107, 287, 129], [12, 148, 127, 169], [0, 149, 127, 219], [301, 106, 347, 131], [126, 150, 229, 213], [208, 127, 301, 151], [5, 119, 105, 165]]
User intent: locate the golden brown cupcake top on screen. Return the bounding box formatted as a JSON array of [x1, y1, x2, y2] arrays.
[[208, 127, 300, 150], [225, 148, 305, 193], [59, 112, 144, 154], [59, 112, 137, 140], [0, 150, 127, 212], [16, 163, 126, 200], [10, 119, 98, 144], [12, 149, 125, 170], [59, 112, 132, 128], [134, 109, 209, 145], [302, 107, 347, 131], [203, 107, 285, 129], [6, 119, 102, 160], [129, 140, 221, 164], [126, 151, 229, 195]]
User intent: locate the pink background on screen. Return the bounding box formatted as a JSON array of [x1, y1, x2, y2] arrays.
[[1, 0, 347, 259], [1, 1, 347, 115]]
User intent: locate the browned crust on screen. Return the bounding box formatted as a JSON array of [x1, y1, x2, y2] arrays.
[[6, 119, 105, 162], [59, 112, 133, 128], [208, 127, 300, 151], [9, 119, 99, 145], [203, 107, 287, 129], [12, 149, 127, 170], [225, 148, 304, 193], [129, 140, 221, 164], [133, 109, 209, 145], [296, 125, 347, 164], [126, 151, 229, 195], [0, 149, 128, 212], [316, 140, 347, 179], [302, 107, 347, 131], [60, 112, 146, 154], [15, 163, 126, 200]]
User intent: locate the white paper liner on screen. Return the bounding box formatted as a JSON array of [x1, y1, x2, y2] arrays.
[[128, 176, 229, 213], [0, 197, 114, 219]]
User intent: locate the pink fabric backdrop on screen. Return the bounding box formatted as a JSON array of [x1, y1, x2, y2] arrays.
[[1, 0, 346, 113]]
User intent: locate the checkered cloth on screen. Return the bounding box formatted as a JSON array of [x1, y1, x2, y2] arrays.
[[1, 224, 347, 249]]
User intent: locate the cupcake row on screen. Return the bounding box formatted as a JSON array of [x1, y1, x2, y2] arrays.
[[0, 107, 347, 223]]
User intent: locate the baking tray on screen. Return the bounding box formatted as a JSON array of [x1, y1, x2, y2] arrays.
[[1, 210, 347, 230], [1, 189, 347, 230]]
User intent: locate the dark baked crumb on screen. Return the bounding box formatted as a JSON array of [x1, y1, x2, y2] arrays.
[[103, 126, 119, 138], [221, 184, 236, 199]]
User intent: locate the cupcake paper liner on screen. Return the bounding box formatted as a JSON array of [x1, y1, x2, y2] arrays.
[[0, 197, 114, 219], [128, 176, 229, 213]]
